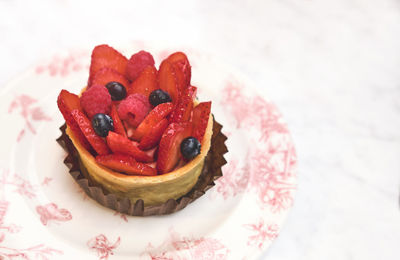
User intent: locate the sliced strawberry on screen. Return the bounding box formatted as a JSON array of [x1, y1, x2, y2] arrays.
[[90, 68, 130, 89], [71, 109, 110, 155], [88, 45, 128, 85], [187, 85, 197, 100], [106, 131, 153, 163], [57, 90, 92, 151], [167, 52, 191, 91], [192, 102, 211, 143], [158, 60, 179, 104], [129, 102, 174, 141], [169, 87, 194, 123], [138, 118, 169, 150], [157, 122, 193, 174], [110, 104, 126, 137], [128, 66, 158, 98], [96, 154, 157, 176]]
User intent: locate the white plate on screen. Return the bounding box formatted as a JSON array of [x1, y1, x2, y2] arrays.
[[0, 42, 297, 260]]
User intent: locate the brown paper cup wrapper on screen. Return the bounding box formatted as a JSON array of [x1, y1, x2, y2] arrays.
[[56, 118, 228, 216]]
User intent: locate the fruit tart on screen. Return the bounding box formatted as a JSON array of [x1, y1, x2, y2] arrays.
[[57, 45, 227, 215]]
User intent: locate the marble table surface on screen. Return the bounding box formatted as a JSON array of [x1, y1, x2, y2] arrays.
[[1, 0, 399, 259]]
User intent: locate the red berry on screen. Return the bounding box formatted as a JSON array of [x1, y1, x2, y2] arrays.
[[71, 109, 110, 155], [90, 68, 129, 90], [138, 118, 169, 150], [128, 102, 174, 141], [169, 87, 194, 123], [88, 45, 128, 85], [106, 131, 153, 163], [192, 102, 211, 143], [157, 122, 193, 174], [80, 85, 112, 119], [167, 52, 191, 92], [126, 50, 155, 81], [57, 90, 92, 151], [110, 104, 126, 137], [117, 94, 151, 128], [128, 66, 158, 98], [158, 60, 179, 104], [96, 154, 157, 176]]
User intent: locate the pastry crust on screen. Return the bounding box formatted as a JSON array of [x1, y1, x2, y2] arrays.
[[66, 111, 213, 206]]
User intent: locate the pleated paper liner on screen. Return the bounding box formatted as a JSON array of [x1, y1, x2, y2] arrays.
[[56, 118, 228, 216]]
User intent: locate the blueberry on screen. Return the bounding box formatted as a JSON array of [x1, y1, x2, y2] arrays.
[[180, 137, 201, 160], [149, 89, 172, 107], [91, 113, 114, 137], [105, 81, 127, 101]]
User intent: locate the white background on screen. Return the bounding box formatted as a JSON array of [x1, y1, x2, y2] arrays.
[[1, 0, 400, 259]]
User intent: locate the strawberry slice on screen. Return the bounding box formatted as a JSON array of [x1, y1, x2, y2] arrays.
[[88, 44, 128, 85], [57, 90, 92, 151], [191, 102, 211, 143], [157, 122, 192, 174], [187, 86, 197, 100], [128, 66, 158, 97], [106, 131, 153, 163], [129, 102, 174, 141], [110, 104, 126, 137], [96, 154, 157, 176], [169, 87, 194, 123], [90, 68, 130, 89], [138, 118, 169, 150], [158, 60, 179, 104], [167, 52, 191, 91], [71, 109, 110, 155]]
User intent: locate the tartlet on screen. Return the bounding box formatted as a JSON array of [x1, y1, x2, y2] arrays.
[[57, 45, 227, 215], [66, 109, 213, 206]]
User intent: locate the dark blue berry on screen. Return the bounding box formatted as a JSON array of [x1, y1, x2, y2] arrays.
[[91, 113, 114, 137], [180, 137, 201, 160], [149, 89, 172, 107], [105, 81, 127, 101]]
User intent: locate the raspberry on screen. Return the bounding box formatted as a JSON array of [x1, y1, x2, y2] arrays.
[[117, 94, 151, 128], [80, 85, 112, 118], [126, 51, 155, 81]]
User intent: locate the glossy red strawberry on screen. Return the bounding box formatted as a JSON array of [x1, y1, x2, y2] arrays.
[[88, 45, 128, 85], [128, 66, 158, 97], [71, 109, 110, 155], [157, 122, 193, 174], [96, 154, 157, 176], [167, 52, 191, 92], [90, 68, 130, 89], [129, 102, 174, 141], [110, 104, 126, 137], [138, 118, 169, 150], [57, 90, 92, 151], [191, 102, 211, 143], [106, 131, 153, 163], [169, 87, 194, 123], [158, 60, 179, 104]]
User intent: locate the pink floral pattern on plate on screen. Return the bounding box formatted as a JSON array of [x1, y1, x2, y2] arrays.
[[0, 169, 63, 259], [35, 51, 89, 77], [243, 219, 279, 250], [87, 234, 121, 260], [8, 94, 52, 142], [215, 81, 297, 212], [145, 228, 229, 260], [0, 170, 36, 199], [36, 203, 72, 226]]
